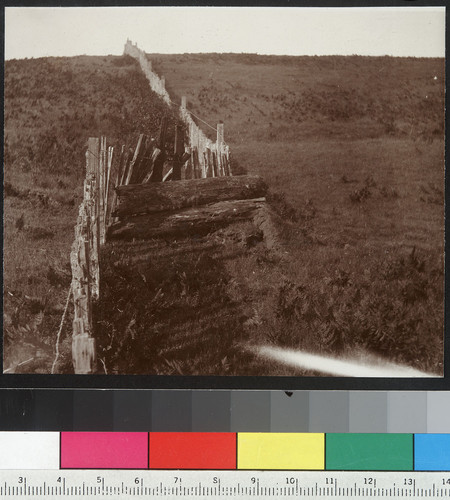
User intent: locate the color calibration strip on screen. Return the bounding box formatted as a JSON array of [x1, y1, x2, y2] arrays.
[[0, 433, 449, 471]]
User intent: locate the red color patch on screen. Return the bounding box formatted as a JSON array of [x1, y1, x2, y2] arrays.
[[149, 433, 236, 469]]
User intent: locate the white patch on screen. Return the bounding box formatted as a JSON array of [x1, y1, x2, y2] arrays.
[[255, 345, 435, 377]]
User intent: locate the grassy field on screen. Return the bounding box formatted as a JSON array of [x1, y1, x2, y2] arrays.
[[4, 51, 444, 375], [147, 52, 444, 375]]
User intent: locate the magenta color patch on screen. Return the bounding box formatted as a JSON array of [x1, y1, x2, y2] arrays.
[[61, 432, 148, 469]]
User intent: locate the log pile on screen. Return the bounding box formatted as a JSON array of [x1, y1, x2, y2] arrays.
[[107, 175, 268, 241]]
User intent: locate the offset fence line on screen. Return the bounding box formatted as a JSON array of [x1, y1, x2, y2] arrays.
[[124, 39, 231, 179]]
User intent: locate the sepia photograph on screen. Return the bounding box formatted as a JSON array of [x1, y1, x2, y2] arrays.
[[3, 5, 445, 378]]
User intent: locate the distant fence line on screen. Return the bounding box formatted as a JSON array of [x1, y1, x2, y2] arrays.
[[124, 40, 171, 106], [124, 39, 231, 178]]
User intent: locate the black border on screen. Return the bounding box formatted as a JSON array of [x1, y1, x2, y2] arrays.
[[1, 0, 448, 391]]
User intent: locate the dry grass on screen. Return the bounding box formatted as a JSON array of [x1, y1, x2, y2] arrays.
[[4, 51, 444, 375]]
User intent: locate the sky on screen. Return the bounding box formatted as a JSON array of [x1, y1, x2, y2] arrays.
[[5, 6, 446, 60]]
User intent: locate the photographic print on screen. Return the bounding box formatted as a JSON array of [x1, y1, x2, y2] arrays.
[[3, 6, 445, 378]]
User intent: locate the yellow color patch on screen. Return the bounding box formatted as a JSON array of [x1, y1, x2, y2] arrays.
[[237, 433, 325, 470]]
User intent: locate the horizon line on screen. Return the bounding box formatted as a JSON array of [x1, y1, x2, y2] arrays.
[[5, 51, 445, 62]]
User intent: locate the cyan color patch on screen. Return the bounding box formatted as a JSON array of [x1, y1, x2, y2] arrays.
[[414, 434, 450, 471]]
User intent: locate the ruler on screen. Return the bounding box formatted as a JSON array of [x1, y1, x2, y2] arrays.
[[0, 470, 450, 499]]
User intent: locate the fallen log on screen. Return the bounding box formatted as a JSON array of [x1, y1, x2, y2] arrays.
[[107, 197, 266, 240], [113, 175, 267, 217]]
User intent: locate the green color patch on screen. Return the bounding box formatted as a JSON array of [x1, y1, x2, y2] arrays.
[[326, 433, 413, 471]]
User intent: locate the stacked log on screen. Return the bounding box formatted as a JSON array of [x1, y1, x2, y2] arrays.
[[108, 175, 268, 241]]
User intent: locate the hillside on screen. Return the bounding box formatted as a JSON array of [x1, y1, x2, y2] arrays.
[[149, 53, 444, 141], [147, 52, 445, 375], [4, 54, 177, 373], [4, 51, 444, 376]]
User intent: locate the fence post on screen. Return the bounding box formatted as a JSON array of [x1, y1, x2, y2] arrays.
[[71, 137, 101, 374], [105, 146, 114, 227], [99, 137, 107, 244], [181, 96, 187, 110], [172, 124, 184, 181], [87, 138, 100, 299], [217, 123, 224, 176]]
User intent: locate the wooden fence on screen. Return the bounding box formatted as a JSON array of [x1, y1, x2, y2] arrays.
[[124, 39, 230, 179], [70, 40, 235, 373], [71, 127, 232, 372]]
